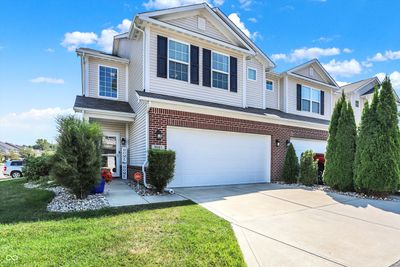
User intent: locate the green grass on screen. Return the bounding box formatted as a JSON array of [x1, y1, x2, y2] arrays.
[[0, 179, 245, 266]]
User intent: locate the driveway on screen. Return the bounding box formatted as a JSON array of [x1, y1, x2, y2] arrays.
[[175, 184, 400, 267]]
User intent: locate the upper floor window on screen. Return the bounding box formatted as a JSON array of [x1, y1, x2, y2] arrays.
[[266, 80, 273, 91], [301, 86, 320, 113], [212, 52, 229, 90], [168, 39, 189, 82], [355, 100, 360, 108], [99, 66, 118, 98], [247, 68, 257, 81]]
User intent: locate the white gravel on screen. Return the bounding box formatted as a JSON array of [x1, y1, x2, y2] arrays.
[[274, 182, 399, 202]]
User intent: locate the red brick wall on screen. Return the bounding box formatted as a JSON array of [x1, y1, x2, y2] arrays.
[[148, 107, 328, 181]]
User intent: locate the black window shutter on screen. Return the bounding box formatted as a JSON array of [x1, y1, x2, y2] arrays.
[[157, 35, 167, 78], [320, 91, 325, 115], [230, 56, 238, 92], [296, 84, 302, 111], [190, 45, 199, 85], [202, 48, 211, 87]]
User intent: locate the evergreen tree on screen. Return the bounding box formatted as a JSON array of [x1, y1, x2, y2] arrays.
[[323, 92, 345, 185], [328, 102, 356, 191], [282, 143, 299, 183], [299, 150, 318, 186]]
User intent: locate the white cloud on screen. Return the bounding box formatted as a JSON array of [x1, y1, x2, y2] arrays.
[[312, 35, 339, 43], [228, 13, 259, 40], [376, 71, 400, 92], [271, 47, 341, 62], [97, 28, 119, 53], [336, 81, 349, 87], [45, 48, 55, 53], [362, 61, 373, 68], [0, 108, 74, 145], [29, 77, 65, 84], [239, 0, 252, 9], [143, 0, 223, 9], [369, 50, 400, 62], [248, 17, 257, 23], [117, 19, 132, 32], [343, 48, 353, 53], [61, 31, 98, 52], [322, 59, 362, 78]]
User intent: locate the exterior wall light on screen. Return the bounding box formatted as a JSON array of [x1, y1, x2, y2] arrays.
[[155, 129, 163, 141], [121, 138, 126, 146], [275, 139, 280, 147]]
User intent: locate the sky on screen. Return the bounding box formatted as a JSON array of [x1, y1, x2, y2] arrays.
[[0, 0, 399, 145]]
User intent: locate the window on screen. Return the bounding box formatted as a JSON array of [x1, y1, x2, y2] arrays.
[[301, 85, 320, 113], [212, 52, 229, 89], [168, 39, 189, 82], [266, 80, 273, 91], [355, 100, 360, 108], [99, 66, 118, 98], [247, 68, 257, 81]]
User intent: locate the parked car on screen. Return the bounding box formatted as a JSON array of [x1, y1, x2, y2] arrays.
[[3, 160, 24, 178]]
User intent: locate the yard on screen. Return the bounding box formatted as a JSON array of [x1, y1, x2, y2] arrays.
[[0, 179, 245, 266]]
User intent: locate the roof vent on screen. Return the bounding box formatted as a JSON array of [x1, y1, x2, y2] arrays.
[[197, 17, 206, 30]]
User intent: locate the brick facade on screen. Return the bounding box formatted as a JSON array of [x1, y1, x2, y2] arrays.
[[148, 107, 328, 181]]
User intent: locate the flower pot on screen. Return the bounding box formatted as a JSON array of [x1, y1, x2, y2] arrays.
[[91, 177, 105, 194]]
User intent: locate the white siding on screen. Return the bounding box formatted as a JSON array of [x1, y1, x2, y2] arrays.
[[246, 57, 263, 108], [87, 57, 127, 101], [293, 65, 328, 84], [287, 76, 332, 120], [149, 26, 244, 107], [129, 98, 148, 166], [265, 73, 280, 110], [91, 119, 126, 139]]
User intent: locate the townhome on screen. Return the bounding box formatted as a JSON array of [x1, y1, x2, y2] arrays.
[[73, 3, 340, 187]]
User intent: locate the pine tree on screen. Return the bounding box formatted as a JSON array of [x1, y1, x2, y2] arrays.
[[323, 92, 345, 185], [282, 143, 299, 183], [299, 150, 318, 186], [329, 102, 357, 191]]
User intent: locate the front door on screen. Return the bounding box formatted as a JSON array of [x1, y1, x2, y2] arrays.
[[101, 133, 120, 177]]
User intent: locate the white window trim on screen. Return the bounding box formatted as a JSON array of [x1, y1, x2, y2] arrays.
[[211, 50, 230, 90], [266, 79, 274, 91], [98, 64, 118, 100], [301, 85, 321, 114], [167, 38, 190, 83], [247, 67, 257, 81]]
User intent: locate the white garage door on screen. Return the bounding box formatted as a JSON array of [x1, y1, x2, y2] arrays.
[[290, 137, 327, 159], [167, 127, 271, 187]]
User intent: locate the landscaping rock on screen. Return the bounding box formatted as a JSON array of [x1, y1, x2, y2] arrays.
[[127, 180, 168, 196], [24, 182, 40, 189]]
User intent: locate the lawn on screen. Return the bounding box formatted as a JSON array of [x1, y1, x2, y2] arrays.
[[0, 179, 245, 266]]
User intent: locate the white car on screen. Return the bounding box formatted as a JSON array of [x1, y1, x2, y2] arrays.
[[3, 160, 24, 178]]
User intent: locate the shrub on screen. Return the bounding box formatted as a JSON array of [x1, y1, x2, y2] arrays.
[[147, 149, 176, 192], [23, 154, 53, 181], [282, 143, 299, 183], [51, 116, 102, 199], [299, 150, 317, 186]]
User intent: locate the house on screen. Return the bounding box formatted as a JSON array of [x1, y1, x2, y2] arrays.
[[73, 3, 340, 187]]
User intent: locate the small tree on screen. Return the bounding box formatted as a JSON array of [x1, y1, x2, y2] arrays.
[[33, 138, 52, 151], [299, 150, 317, 186], [19, 147, 36, 159], [323, 92, 345, 185], [282, 143, 299, 183], [147, 149, 176, 192], [51, 116, 102, 199], [23, 154, 53, 181]]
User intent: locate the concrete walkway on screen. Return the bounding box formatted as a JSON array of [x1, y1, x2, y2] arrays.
[[175, 184, 400, 267], [106, 179, 186, 207]]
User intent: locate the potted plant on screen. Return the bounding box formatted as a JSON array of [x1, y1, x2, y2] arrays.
[[91, 168, 112, 194]]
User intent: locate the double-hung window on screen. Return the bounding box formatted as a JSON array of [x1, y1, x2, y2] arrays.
[[168, 40, 189, 82], [301, 86, 320, 113], [212, 52, 229, 89], [266, 80, 273, 91], [99, 66, 118, 98]]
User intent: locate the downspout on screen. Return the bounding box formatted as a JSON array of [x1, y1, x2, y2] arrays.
[[141, 101, 151, 188], [80, 53, 85, 96]]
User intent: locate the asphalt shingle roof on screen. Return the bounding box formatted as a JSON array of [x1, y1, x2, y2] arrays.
[[74, 96, 134, 114]]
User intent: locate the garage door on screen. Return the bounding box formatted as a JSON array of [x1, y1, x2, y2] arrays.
[[167, 127, 271, 187], [290, 138, 327, 159]]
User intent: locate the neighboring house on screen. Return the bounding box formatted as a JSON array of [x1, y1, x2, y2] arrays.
[[73, 3, 340, 187], [0, 141, 21, 154]]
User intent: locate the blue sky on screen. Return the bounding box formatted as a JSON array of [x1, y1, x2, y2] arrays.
[[0, 0, 399, 145]]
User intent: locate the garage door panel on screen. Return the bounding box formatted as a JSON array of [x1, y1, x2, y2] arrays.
[[167, 127, 271, 187], [290, 138, 327, 159]]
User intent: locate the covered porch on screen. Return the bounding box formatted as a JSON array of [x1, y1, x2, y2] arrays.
[[73, 95, 135, 179]]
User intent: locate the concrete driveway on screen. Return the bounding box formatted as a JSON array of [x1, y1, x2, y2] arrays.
[[175, 184, 400, 267]]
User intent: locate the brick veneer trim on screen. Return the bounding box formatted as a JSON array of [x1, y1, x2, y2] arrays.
[[148, 107, 328, 181]]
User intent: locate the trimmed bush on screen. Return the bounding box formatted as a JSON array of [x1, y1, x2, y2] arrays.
[[282, 143, 299, 183], [148, 149, 176, 192], [23, 154, 53, 181], [51, 116, 102, 199], [299, 150, 317, 186]]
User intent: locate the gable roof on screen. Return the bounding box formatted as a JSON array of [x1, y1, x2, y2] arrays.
[[285, 59, 339, 88], [340, 77, 380, 94], [76, 48, 129, 64], [129, 3, 274, 67]]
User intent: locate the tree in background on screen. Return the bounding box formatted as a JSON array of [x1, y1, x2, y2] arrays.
[[19, 147, 36, 159], [327, 102, 357, 191], [299, 150, 317, 186], [33, 138, 53, 151], [282, 143, 299, 183], [323, 92, 345, 185], [51, 116, 102, 199]]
